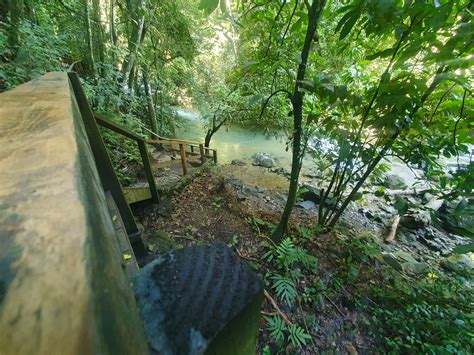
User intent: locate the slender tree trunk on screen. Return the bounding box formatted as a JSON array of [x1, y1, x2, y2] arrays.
[[6, 0, 23, 53], [83, 0, 96, 77], [272, 0, 326, 242], [91, 0, 105, 76], [121, 0, 145, 87], [160, 91, 164, 134], [142, 68, 158, 135]]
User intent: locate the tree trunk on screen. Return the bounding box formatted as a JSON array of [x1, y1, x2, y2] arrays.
[[205, 130, 213, 148], [142, 68, 158, 135], [83, 0, 96, 77], [121, 0, 145, 87], [6, 0, 23, 53], [91, 0, 105, 76], [272, 0, 326, 242]]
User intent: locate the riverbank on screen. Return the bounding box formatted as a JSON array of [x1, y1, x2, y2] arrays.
[[134, 158, 473, 353]]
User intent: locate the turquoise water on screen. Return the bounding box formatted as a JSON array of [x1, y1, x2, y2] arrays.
[[172, 108, 293, 165]]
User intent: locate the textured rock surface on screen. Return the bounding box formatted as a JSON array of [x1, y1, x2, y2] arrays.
[[253, 152, 274, 168]]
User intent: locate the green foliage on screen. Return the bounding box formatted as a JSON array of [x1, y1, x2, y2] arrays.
[[264, 316, 311, 349], [0, 20, 67, 89], [369, 272, 474, 354], [264, 316, 286, 344], [264, 237, 318, 273], [271, 274, 298, 306], [287, 324, 312, 348], [333, 232, 474, 354]]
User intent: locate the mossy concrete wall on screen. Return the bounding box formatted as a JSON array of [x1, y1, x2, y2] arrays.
[[0, 72, 148, 355]]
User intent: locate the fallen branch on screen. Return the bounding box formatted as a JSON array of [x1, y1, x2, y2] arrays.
[[385, 214, 401, 244], [323, 293, 346, 317], [263, 289, 293, 326], [235, 248, 259, 262]]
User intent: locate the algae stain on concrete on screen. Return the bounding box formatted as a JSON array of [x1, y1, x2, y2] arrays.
[[0, 207, 23, 306]]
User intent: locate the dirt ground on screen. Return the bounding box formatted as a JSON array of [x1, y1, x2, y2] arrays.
[[135, 165, 379, 354]]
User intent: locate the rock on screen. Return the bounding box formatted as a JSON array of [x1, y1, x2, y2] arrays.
[[300, 184, 322, 203], [151, 149, 172, 163], [418, 227, 451, 253], [441, 254, 474, 277], [231, 159, 246, 166], [400, 210, 431, 229], [382, 253, 403, 271], [384, 173, 408, 189], [402, 261, 430, 274], [270, 167, 291, 178], [393, 250, 417, 263], [383, 162, 426, 189], [252, 152, 274, 168], [425, 197, 444, 211], [295, 200, 316, 210]]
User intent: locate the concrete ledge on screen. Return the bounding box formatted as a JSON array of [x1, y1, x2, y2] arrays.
[[0, 73, 147, 354]]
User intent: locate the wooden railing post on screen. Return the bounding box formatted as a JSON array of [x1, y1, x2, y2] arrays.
[[199, 144, 206, 164], [179, 143, 188, 175], [137, 140, 159, 203], [213, 150, 217, 164]]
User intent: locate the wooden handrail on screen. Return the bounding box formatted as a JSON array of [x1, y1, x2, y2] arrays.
[[94, 113, 159, 203], [146, 139, 217, 152], [95, 114, 144, 142], [94, 114, 218, 178]]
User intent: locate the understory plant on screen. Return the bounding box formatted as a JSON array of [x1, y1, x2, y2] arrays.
[[262, 237, 318, 350]]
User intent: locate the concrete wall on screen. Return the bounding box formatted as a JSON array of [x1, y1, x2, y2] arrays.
[[0, 72, 148, 355]]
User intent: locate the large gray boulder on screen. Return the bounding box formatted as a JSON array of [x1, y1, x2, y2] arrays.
[[253, 152, 274, 168]]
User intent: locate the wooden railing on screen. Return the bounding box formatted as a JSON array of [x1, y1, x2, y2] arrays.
[[146, 138, 217, 175], [94, 114, 217, 199]]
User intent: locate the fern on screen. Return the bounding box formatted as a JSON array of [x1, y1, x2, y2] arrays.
[[288, 324, 311, 348], [264, 315, 286, 344], [271, 274, 298, 305], [269, 237, 318, 272]]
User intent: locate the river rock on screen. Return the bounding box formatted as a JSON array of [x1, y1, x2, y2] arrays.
[[383, 162, 426, 189], [384, 173, 408, 189], [231, 159, 246, 166], [253, 152, 274, 168], [401, 210, 431, 229], [425, 197, 444, 211], [440, 254, 474, 277], [402, 261, 430, 274], [295, 200, 316, 210]]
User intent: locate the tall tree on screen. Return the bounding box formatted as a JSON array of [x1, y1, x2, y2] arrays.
[[271, 0, 327, 241]]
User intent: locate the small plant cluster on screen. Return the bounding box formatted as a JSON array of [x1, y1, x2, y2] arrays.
[[101, 128, 141, 186], [262, 237, 319, 350], [369, 272, 474, 354], [333, 234, 474, 354]]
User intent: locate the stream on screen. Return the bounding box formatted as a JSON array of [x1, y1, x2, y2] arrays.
[[172, 107, 293, 166], [171, 107, 473, 185]]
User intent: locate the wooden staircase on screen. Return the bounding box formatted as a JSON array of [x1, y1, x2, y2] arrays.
[[94, 113, 218, 205]]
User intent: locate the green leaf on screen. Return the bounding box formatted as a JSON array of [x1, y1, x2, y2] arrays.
[[366, 47, 394, 60], [374, 187, 385, 197], [452, 243, 474, 254], [295, 53, 302, 64], [198, 0, 219, 15], [339, 10, 361, 40], [393, 195, 409, 215], [352, 192, 363, 201]]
